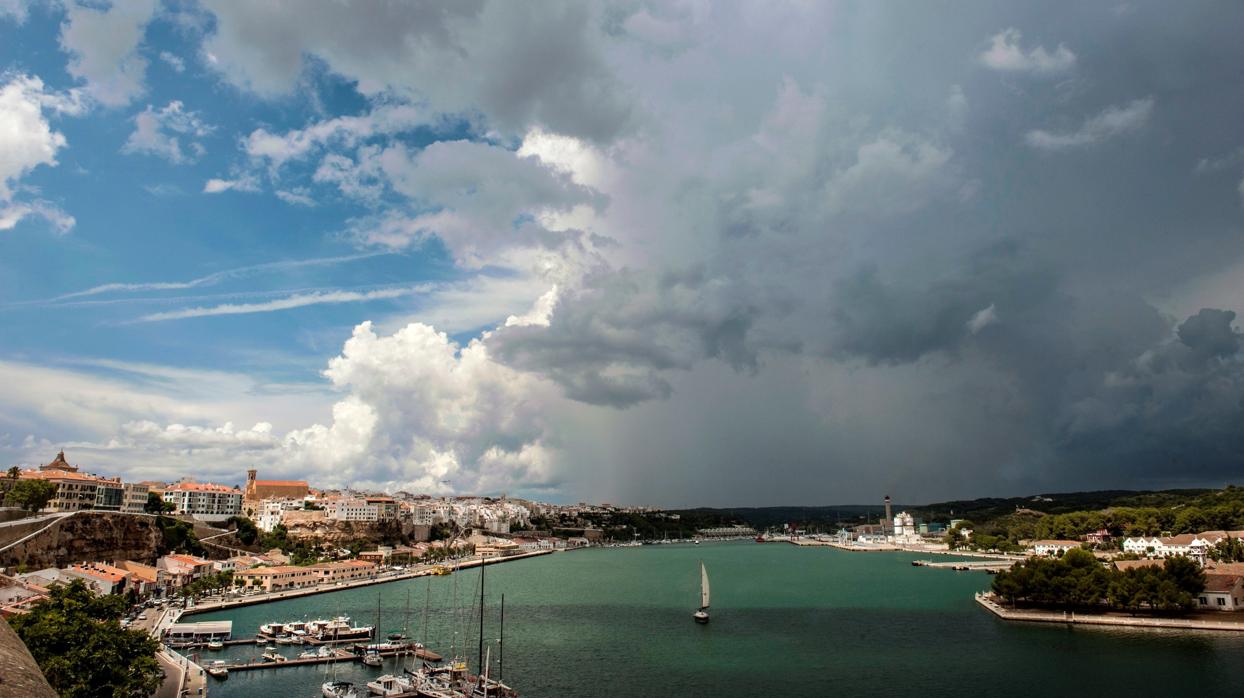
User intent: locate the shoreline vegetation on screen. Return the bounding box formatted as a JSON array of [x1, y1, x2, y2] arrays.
[[989, 549, 1206, 613], [975, 592, 1244, 632]]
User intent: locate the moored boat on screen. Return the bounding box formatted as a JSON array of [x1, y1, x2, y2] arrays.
[[366, 673, 412, 695], [322, 680, 360, 698]]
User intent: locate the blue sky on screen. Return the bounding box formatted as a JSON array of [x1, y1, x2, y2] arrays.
[[3, 1, 1244, 506]]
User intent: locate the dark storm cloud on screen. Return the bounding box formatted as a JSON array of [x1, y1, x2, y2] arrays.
[[488, 265, 761, 408], [828, 242, 1057, 365], [189, 0, 1244, 503], [1057, 308, 1244, 485]]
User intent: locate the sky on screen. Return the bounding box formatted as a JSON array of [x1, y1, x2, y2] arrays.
[[2, 1, 1244, 507]]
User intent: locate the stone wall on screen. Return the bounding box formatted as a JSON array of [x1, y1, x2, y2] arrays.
[[0, 512, 165, 570], [0, 617, 56, 697]]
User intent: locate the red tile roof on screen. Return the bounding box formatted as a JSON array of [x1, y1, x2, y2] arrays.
[[20, 468, 102, 483], [164, 554, 211, 566], [166, 482, 239, 493], [1113, 559, 1164, 571], [1204, 574, 1243, 593], [251, 480, 308, 488], [68, 563, 129, 583]]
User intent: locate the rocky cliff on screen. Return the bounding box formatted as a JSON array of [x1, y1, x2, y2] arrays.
[[284, 518, 429, 546], [0, 512, 166, 570]]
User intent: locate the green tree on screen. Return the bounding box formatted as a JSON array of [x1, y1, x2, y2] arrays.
[[226, 515, 259, 545], [4, 479, 57, 512], [143, 492, 166, 514], [154, 515, 205, 555], [6, 465, 18, 479], [1209, 536, 1244, 563], [10, 579, 162, 698]]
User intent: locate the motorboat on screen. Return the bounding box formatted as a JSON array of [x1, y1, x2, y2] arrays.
[[366, 673, 412, 695], [206, 640, 224, 650], [322, 681, 361, 698]]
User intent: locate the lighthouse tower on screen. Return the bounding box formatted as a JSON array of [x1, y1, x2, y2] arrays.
[[884, 495, 893, 538]]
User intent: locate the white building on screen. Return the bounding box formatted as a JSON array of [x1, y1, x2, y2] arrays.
[[1199, 574, 1244, 611], [409, 504, 437, 526], [1121, 531, 1244, 560], [890, 511, 920, 544], [256, 498, 305, 532], [325, 497, 379, 522], [121, 482, 150, 513], [1032, 540, 1080, 556], [162, 482, 243, 522]]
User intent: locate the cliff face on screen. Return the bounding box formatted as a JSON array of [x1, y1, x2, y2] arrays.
[[0, 512, 165, 569], [284, 519, 427, 546]]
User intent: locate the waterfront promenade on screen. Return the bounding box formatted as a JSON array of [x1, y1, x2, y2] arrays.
[[976, 592, 1244, 632], [183, 549, 553, 616]]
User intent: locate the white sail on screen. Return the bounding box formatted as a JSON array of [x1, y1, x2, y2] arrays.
[[700, 562, 711, 609]]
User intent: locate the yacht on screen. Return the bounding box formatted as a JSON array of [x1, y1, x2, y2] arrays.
[[206, 661, 228, 679]]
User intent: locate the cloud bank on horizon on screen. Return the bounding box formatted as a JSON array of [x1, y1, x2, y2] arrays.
[[2, 1, 1244, 506]]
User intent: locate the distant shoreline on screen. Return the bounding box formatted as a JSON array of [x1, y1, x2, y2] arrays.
[[181, 549, 554, 617]]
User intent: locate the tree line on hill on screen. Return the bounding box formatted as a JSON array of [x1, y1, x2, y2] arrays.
[[991, 549, 1206, 613], [941, 486, 1244, 553]]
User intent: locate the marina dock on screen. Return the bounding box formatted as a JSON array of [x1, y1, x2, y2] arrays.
[[212, 644, 443, 673]]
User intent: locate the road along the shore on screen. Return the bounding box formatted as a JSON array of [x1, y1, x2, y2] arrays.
[[182, 550, 554, 616]]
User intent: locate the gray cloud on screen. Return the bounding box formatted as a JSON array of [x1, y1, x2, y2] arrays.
[[202, 0, 631, 142], [488, 265, 760, 408]]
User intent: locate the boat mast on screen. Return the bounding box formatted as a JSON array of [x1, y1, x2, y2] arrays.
[[477, 558, 485, 679], [498, 593, 504, 685], [422, 577, 431, 651]]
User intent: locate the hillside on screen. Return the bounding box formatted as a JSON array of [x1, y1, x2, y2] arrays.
[[678, 488, 1219, 531]]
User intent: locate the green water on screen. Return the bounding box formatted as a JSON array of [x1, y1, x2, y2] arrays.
[[190, 542, 1244, 697]]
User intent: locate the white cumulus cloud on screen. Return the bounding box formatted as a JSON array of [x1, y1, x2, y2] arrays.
[[123, 101, 213, 163], [58, 0, 159, 107], [979, 28, 1076, 76], [0, 74, 80, 232], [1026, 97, 1154, 151]]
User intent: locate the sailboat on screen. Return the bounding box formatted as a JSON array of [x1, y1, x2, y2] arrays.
[[362, 593, 384, 667], [323, 603, 361, 698], [693, 562, 710, 624]]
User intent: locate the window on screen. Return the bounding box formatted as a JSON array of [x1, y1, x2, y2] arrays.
[[1200, 597, 1208, 605], [1217, 597, 1226, 606]]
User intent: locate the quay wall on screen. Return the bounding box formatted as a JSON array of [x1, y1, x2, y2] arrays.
[[975, 592, 1244, 632], [183, 549, 554, 616]]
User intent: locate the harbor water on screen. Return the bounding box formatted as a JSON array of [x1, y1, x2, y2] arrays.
[[190, 541, 1244, 697]]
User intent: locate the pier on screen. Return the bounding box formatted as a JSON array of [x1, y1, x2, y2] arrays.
[[208, 644, 443, 673], [913, 559, 1013, 572]]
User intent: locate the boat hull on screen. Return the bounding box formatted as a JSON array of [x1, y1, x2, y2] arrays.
[[693, 611, 710, 624]]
